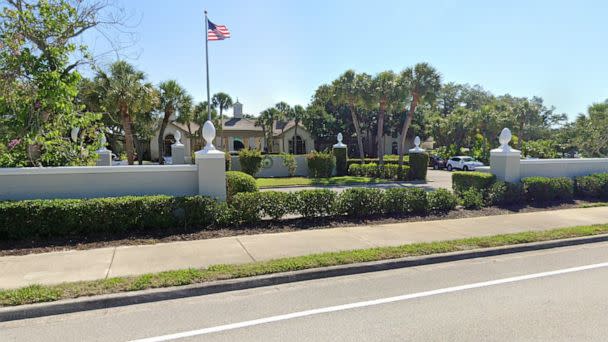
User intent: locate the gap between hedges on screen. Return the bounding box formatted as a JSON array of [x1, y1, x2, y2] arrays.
[[1, 224, 608, 307]]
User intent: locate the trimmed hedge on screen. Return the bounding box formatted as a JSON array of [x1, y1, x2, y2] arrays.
[[348, 163, 410, 180], [460, 188, 484, 209], [226, 171, 258, 201], [487, 181, 525, 206], [427, 189, 458, 213], [408, 153, 429, 180], [0, 196, 220, 240], [383, 188, 427, 215], [522, 176, 574, 202], [333, 148, 348, 176], [452, 171, 496, 195], [339, 188, 385, 216], [238, 148, 263, 176], [575, 174, 608, 199], [307, 151, 336, 178], [294, 189, 338, 217]]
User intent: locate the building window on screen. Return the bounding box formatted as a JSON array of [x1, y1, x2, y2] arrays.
[[164, 134, 175, 157], [289, 135, 306, 154], [233, 138, 245, 151]]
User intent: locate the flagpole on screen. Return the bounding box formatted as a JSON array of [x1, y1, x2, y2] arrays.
[[204, 10, 211, 122]]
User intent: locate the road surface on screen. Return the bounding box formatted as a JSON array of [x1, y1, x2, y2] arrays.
[[3, 241, 608, 341]]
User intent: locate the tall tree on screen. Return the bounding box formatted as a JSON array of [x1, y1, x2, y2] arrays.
[[573, 100, 608, 157], [256, 108, 279, 152], [157, 80, 187, 164], [289, 105, 306, 154], [397, 63, 441, 166], [211, 92, 233, 150], [93, 61, 157, 165], [275, 101, 292, 152], [333, 70, 371, 160], [176, 94, 195, 152], [371, 71, 399, 164]]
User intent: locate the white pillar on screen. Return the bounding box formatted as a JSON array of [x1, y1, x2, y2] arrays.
[[195, 120, 227, 200], [490, 128, 521, 182], [171, 131, 186, 165], [333, 133, 348, 176], [96, 134, 112, 166]]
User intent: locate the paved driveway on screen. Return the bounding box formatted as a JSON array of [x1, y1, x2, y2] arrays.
[[261, 169, 452, 193]]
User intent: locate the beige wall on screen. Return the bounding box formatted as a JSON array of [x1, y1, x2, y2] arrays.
[[520, 159, 608, 179], [278, 126, 315, 153], [150, 124, 193, 162]]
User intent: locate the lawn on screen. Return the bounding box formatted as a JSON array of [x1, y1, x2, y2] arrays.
[[256, 176, 396, 188]]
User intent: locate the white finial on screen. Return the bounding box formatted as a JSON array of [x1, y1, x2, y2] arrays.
[[97, 133, 108, 152], [174, 130, 183, 146], [409, 136, 425, 153], [333, 132, 346, 148], [202, 120, 217, 151], [71, 127, 80, 142], [492, 127, 520, 154]]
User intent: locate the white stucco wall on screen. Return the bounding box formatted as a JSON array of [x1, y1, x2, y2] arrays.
[[0, 165, 199, 200], [278, 126, 315, 153], [231, 155, 309, 177], [519, 158, 608, 179]]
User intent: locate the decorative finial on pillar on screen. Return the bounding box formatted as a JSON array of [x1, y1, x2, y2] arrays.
[[492, 127, 519, 153], [97, 133, 108, 152], [333, 132, 346, 148], [174, 130, 183, 146], [409, 136, 425, 153], [202, 120, 217, 151]]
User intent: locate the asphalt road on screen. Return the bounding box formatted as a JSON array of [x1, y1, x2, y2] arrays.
[[263, 169, 453, 193], [3, 241, 608, 341]]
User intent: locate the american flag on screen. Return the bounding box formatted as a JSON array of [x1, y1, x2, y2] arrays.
[[207, 19, 230, 41]]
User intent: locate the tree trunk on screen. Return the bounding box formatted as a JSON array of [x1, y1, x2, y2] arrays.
[[518, 120, 524, 149], [120, 108, 135, 165], [134, 135, 143, 165], [350, 104, 365, 161], [157, 110, 171, 165], [377, 100, 386, 164], [219, 106, 224, 151], [398, 93, 419, 167]]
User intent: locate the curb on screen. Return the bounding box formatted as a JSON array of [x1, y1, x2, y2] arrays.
[[2, 233, 608, 322]]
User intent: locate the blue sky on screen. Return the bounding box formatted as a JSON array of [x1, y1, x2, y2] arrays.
[[89, 0, 608, 119]]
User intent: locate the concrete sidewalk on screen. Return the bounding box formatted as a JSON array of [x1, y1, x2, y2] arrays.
[[1, 206, 608, 289]]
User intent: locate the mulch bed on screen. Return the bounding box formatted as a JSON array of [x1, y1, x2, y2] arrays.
[[0, 200, 603, 257]]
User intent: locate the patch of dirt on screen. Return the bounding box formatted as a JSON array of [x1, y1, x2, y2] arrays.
[[0, 200, 604, 257]]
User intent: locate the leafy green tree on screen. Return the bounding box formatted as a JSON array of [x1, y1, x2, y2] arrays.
[[157, 80, 187, 164], [371, 71, 400, 164], [573, 100, 608, 157], [289, 105, 306, 153], [275, 101, 292, 152], [397, 63, 441, 166], [92, 61, 157, 165], [211, 92, 233, 149], [256, 108, 279, 152], [0, 0, 110, 166]]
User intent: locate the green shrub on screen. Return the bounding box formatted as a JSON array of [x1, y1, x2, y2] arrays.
[[348, 163, 410, 180], [522, 177, 574, 202], [452, 171, 496, 195], [224, 152, 232, 171], [257, 191, 295, 220], [226, 171, 258, 201], [427, 189, 458, 213], [238, 148, 263, 176], [0, 195, 220, 241], [279, 153, 297, 177], [460, 188, 485, 209], [346, 156, 408, 168], [230, 192, 262, 224], [487, 181, 525, 206], [307, 151, 336, 178], [333, 148, 348, 176], [295, 189, 338, 217], [338, 188, 385, 217], [348, 163, 362, 177], [407, 153, 429, 180], [575, 174, 608, 199], [383, 188, 427, 215]]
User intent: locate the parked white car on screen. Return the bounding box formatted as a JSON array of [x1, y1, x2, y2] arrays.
[[446, 156, 484, 171]]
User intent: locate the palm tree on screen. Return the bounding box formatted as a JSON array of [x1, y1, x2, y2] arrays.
[[371, 71, 399, 164], [333, 70, 370, 160], [212, 92, 233, 150], [256, 108, 279, 152], [275, 101, 291, 152], [176, 94, 195, 152], [290, 105, 306, 154], [397, 63, 441, 166], [93, 61, 157, 165], [157, 80, 187, 164]]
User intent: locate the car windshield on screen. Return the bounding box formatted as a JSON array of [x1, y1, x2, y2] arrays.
[[462, 157, 473, 162]]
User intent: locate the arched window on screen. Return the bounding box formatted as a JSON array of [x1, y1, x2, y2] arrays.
[[391, 141, 398, 155], [289, 135, 306, 154], [233, 138, 245, 151], [164, 134, 175, 157]]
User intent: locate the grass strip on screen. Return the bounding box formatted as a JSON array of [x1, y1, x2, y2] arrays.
[[2, 224, 608, 307], [256, 176, 395, 188]]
